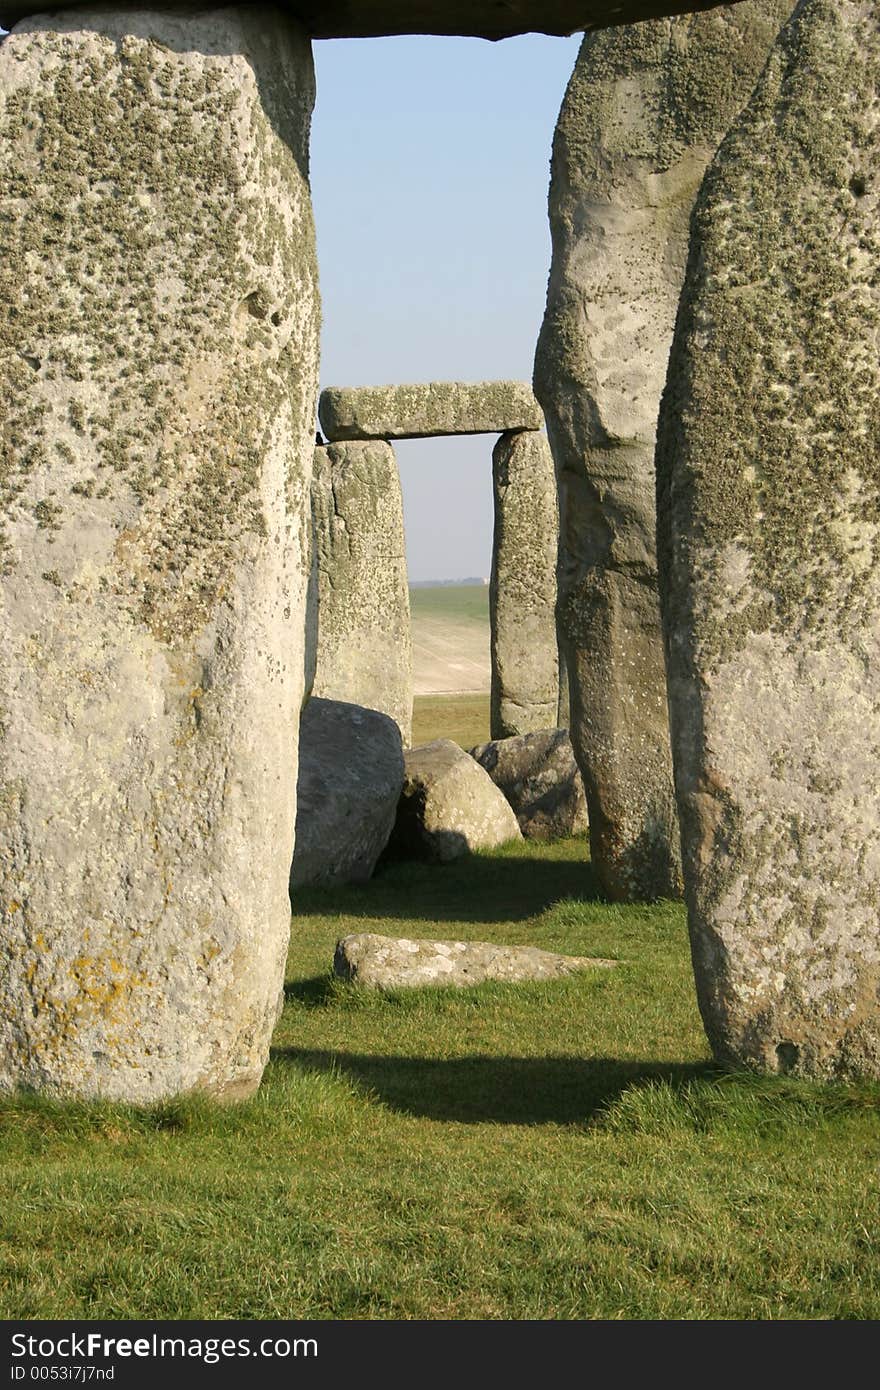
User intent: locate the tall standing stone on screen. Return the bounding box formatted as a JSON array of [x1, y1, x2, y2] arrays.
[[311, 440, 413, 743], [0, 9, 319, 1101], [534, 3, 795, 901], [490, 430, 559, 739], [657, 0, 880, 1078]]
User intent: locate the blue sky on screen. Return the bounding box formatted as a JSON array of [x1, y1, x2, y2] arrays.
[[312, 34, 580, 579]]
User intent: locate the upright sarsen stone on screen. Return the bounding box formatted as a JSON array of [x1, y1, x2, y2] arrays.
[[311, 440, 413, 743], [490, 430, 559, 739], [534, 2, 794, 901], [0, 9, 319, 1100], [657, 0, 880, 1077]]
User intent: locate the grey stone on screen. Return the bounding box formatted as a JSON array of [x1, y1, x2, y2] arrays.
[[656, 0, 880, 1079], [0, 10, 319, 1101], [385, 739, 522, 863], [311, 440, 413, 743], [319, 381, 542, 442], [0, 3, 768, 40], [490, 431, 559, 739], [334, 932, 615, 989], [291, 699, 404, 890], [470, 730, 588, 841], [534, 2, 794, 902]]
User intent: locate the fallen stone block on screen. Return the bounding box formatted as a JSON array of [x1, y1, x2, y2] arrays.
[[470, 729, 588, 840], [384, 738, 522, 863], [291, 699, 404, 890], [318, 380, 542, 441], [334, 932, 616, 989]]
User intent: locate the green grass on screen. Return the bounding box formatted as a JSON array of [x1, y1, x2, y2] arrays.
[[409, 583, 489, 624], [411, 692, 490, 749], [2, 835, 880, 1320]]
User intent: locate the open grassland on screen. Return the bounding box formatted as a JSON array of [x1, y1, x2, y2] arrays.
[[409, 584, 490, 625], [411, 692, 490, 749], [2, 834, 880, 1320], [409, 584, 491, 697]]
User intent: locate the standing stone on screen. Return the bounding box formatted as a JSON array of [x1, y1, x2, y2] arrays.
[[490, 430, 560, 739], [0, 9, 319, 1101], [534, 3, 795, 901], [656, 0, 880, 1079], [311, 440, 412, 743]]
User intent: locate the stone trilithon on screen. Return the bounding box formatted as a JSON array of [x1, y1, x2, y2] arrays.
[[657, 0, 880, 1079]]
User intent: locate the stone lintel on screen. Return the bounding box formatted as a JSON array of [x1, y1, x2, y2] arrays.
[[318, 381, 543, 441], [1, 3, 747, 41]]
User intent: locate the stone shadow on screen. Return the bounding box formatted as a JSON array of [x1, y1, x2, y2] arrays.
[[273, 1047, 714, 1125], [291, 849, 603, 926]]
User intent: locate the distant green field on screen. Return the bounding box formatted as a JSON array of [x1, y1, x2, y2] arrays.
[[412, 693, 491, 750], [409, 584, 490, 624]]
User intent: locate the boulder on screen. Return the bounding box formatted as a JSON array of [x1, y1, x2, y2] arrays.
[[385, 739, 522, 863], [534, 2, 795, 902], [311, 440, 413, 743], [490, 431, 559, 738], [656, 0, 880, 1078], [0, 9, 319, 1101], [470, 730, 588, 840], [334, 932, 615, 989], [291, 699, 404, 890], [319, 380, 542, 441], [0, 3, 768, 40]]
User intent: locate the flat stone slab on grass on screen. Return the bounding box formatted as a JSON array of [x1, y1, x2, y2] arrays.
[[334, 933, 616, 989], [319, 381, 543, 441]]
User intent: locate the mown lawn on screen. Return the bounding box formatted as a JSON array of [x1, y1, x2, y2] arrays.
[[2, 835, 879, 1320]]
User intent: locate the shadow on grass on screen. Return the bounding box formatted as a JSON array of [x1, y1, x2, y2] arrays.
[[273, 1047, 715, 1125], [292, 849, 602, 927]]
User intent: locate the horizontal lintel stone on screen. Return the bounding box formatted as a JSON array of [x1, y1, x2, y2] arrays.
[[318, 380, 543, 441], [1, 4, 747, 40]]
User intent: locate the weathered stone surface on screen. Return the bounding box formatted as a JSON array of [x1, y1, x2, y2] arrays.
[[319, 381, 542, 442], [534, 2, 794, 902], [311, 440, 413, 742], [1, 2, 744, 40], [656, 0, 880, 1079], [290, 699, 404, 889], [0, 10, 319, 1101], [490, 431, 559, 739], [470, 730, 588, 840], [385, 739, 522, 863], [334, 932, 615, 989]]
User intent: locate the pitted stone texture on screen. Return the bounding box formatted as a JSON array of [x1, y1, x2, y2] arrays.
[[334, 933, 615, 990], [534, 2, 794, 902], [0, 10, 319, 1101], [656, 0, 880, 1079], [319, 381, 542, 442], [490, 431, 559, 739], [0, 3, 765, 39], [311, 441, 412, 743], [385, 739, 522, 863], [470, 729, 588, 841], [290, 699, 404, 890]]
